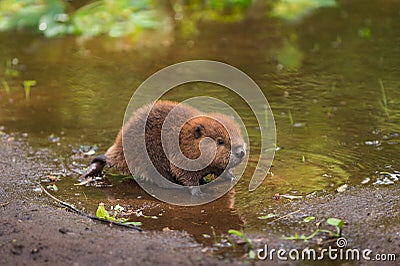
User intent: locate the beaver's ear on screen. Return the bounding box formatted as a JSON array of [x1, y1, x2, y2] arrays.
[[194, 124, 204, 138]]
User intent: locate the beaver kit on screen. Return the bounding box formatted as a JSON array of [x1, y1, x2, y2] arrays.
[[80, 100, 246, 189]]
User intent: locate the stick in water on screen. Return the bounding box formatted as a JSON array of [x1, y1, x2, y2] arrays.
[[40, 184, 142, 232]]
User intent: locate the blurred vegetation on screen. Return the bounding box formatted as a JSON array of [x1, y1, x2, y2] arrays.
[[0, 0, 160, 38], [0, 0, 66, 37], [0, 0, 255, 38], [270, 0, 336, 21], [171, 0, 254, 37], [71, 0, 159, 38], [0, 0, 338, 39]]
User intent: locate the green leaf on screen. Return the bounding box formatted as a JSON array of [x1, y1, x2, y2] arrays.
[[228, 229, 244, 237], [228, 229, 255, 259], [303, 216, 315, 223], [326, 218, 344, 229], [283, 229, 320, 240], [96, 203, 110, 219], [271, 0, 337, 21], [228, 229, 252, 245], [326, 217, 344, 236], [258, 213, 277, 220], [23, 80, 37, 88], [249, 249, 256, 259]]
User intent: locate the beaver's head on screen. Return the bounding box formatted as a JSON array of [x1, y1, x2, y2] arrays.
[[179, 114, 246, 173]]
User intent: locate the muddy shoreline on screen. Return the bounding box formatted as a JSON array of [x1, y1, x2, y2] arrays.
[[0, 135, 399, 265], [0, 137, 240, 265]]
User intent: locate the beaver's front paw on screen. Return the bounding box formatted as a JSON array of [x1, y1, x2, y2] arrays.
[[78, 154, 107, 183]]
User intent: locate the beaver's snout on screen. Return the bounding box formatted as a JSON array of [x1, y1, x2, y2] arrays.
[[233, 145, 245, 160]]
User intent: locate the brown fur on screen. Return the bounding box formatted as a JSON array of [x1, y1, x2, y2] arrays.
[[105, 100, 245, 186]]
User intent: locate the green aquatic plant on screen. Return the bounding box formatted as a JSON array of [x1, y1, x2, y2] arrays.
[[270, 0, 337, 21], [23, 80, 37, 100], [276, 39, 304, 70], [171, 0, 255, 38], [211, 226, 218, 245], [0, 0, 66, 37], [287, 109, 305, 128], [0, 0, 255, 39], [0, 0, 158, 38], [358, 27, 371, 39], [71, 0, 159, 38], [96, 203, 142, 226], [4, 59, 20, 77], [288, 109, 294, 126], [284, 217, 344, 241], [178, 0, 253, 22], [326, 217, 344, 236], [228, 229, 255, 259], [1, 78, 11, 94], [379, 79, 390, 119]]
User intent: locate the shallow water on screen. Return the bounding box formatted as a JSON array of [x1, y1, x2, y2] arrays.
[[0, 0, 399, 246]]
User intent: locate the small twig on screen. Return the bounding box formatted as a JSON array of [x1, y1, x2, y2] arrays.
[[0, 202, 10, 207], [0, 161, 10, 165], [74, 176, 94, 186], [319, 238, 340, 246], [40, 184, 142, 232], [268, 209, 301, 224], [82, 191, 88, 202]]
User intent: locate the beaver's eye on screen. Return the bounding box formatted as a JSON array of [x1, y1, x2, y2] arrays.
[[217, 138, 225, 145]]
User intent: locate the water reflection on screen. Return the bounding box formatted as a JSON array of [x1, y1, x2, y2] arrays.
[[106, 180, 243, 242]]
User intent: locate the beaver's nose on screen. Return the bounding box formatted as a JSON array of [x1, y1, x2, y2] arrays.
[[234, 146, 245, 159]]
